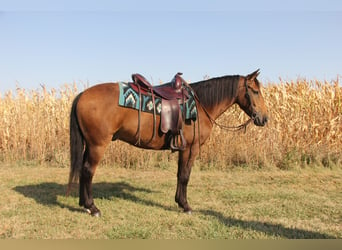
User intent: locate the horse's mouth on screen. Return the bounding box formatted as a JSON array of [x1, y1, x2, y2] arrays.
[[253, 115, 268, 126]]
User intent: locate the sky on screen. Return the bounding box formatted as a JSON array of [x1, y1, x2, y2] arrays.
[[0, 1, 341, 94]]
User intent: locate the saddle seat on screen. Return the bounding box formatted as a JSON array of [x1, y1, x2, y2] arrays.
[[131, 72, 191, 151], [131, 73, 189, 100]]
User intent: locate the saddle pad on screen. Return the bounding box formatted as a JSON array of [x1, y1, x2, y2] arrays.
[[118, 82, 197, 120]]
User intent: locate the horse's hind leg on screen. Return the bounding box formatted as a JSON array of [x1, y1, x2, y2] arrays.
[[79, 144, 106, 217]]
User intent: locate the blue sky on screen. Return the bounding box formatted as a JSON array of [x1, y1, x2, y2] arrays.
[[1, 1, 341, 93]]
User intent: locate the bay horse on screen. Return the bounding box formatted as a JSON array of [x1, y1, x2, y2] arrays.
[[67, 69, 268, 217]]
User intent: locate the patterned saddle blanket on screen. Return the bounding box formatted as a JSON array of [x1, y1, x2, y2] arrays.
[[118, 82, 197, 121]]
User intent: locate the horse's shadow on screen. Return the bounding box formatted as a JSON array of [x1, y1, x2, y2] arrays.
[[13, 181, 173, 213], [13, 182, 336, 239], [199, 209, 336, 239]]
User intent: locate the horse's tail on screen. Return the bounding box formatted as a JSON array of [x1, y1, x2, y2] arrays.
[[67, 92, 84, 196]]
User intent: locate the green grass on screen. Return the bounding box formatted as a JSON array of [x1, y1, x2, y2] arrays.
[[0, 164, 341, 239]]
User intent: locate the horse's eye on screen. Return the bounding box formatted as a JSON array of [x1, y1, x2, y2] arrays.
[[248, 86, 259, 95], [252, 89, 259, 95], [247, 86, 259, 95]]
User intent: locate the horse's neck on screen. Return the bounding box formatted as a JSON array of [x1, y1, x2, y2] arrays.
[[203, 97, 236, 121], [191, 76, 240, 121]]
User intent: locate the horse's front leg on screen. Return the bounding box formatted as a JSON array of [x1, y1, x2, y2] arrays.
[[175, 146, 198, 213]]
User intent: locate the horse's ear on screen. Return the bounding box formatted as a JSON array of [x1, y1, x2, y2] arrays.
[[247, 69, 260, 80]]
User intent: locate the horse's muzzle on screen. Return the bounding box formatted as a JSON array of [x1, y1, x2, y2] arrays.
[[253, 113, 268, 126]]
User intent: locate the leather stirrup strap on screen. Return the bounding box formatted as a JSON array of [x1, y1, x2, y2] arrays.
[[135, 84, 142, 146], [146, 88, 156, 145]]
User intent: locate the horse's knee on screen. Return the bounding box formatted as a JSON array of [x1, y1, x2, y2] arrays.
[[177, 168, 191, 185]]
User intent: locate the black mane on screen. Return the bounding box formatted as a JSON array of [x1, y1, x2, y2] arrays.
[[189, 75, 240, 108]]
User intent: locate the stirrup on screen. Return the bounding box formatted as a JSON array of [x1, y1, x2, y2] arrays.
[[170, 130, 186, 151]]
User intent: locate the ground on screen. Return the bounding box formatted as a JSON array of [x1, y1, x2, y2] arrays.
[[0, 164, 341, 239]]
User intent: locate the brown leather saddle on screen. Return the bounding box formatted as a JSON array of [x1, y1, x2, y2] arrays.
[[131, 73, 191, 151]]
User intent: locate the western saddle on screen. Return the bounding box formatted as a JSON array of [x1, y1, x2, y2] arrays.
[[131, 72, 191, 151]]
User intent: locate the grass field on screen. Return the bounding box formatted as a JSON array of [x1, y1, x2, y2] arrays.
[[1, 164, 341, 239]]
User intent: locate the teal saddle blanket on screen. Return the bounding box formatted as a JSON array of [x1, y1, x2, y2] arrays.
[[118, 82, 197, 120]]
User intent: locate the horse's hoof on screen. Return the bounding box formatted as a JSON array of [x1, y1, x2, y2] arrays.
[[92, 211, 101, 217], [183, 207, 192, 215], [84, 208, 101, 217]]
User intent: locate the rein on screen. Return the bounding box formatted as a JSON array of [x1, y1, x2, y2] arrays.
[[209, 115, 253, 132]]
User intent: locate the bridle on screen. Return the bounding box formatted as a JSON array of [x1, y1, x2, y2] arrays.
[[185, 76, 254, 133], [180, 76, 255, 157]]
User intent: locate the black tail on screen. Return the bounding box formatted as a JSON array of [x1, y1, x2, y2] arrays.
[[67, 92, 84, 195]]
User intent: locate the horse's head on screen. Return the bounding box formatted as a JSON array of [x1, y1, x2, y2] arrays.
[[236, 69, 268, 126]]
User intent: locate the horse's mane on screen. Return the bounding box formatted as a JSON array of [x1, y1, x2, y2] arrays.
[[189, 75, 240, 107]]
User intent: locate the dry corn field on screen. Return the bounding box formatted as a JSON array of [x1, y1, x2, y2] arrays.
[[0, 79, 341, 170]]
